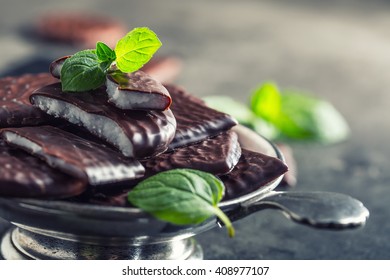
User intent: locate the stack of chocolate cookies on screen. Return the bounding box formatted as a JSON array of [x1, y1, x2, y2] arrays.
[[0, 59, 287, 207]]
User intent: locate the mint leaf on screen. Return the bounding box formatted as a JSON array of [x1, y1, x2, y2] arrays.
[[250, 82, 281, 122], [278, 91, 350, 143], [249, 82, 350, 143], [115, 27, 162, 73], [61, 50, 106, 92], [96, 41, 116, 63], [203, 95, 279, 140], [128, 169, 235, 237]]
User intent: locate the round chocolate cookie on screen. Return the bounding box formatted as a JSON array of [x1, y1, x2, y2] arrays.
[[0, 73, 57, 127], [0, 139, 87, 198], [35, 13, 126, 48]]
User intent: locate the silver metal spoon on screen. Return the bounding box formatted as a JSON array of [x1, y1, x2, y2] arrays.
[[224, 191, 369, 229]]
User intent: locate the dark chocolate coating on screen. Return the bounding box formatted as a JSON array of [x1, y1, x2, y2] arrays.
[[0, 73, 57, 127], [2, 126, 145, 186], [0, 139, 86, 198], [165, 84, 238, 149], [77, 147, 287, 207], [68, 130, 242, 206], [30, 83, 177, 159], [110, 70, 169, 96], [141, 130, 241, 176], [49, 56, 70, 79], [220, 149, 288, 201], [106, 70, 172, 110]]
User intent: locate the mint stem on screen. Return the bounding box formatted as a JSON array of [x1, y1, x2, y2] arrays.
[[213, 206, 235, 238]]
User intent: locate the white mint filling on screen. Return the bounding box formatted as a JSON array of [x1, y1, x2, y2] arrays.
[[3, 131, 83, 179], [51, 64, 62, 78], [32, 96, 134, 157], [3, 132, 42, 154], [106, 78, 167, 110], [85, 164, 143, 185], [4, 132, 143, 185]]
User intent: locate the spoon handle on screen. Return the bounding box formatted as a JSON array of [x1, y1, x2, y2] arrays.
[[225, 191, 369, 229]]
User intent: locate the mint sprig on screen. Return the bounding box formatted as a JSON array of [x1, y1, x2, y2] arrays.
[[128, 169, 235, 238], [60, 27, 161, 92]]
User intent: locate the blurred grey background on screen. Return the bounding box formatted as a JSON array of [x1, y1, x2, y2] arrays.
[[0, 0, 389, 259]]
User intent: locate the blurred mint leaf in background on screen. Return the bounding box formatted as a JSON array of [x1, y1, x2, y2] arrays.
[[250, 82, 350, 144], [204, 82, 350, 144], [250, 82, 281, 122]]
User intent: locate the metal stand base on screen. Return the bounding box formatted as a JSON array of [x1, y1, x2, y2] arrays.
[[0, 227, 203, 260]]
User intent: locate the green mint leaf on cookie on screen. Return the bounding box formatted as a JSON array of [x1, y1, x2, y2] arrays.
[[61, 50, 106, 92], [128, 169, 235, 237], [96, 41, 116, 63], [115, 27, 162, 73], [57, 27, 162, 92]]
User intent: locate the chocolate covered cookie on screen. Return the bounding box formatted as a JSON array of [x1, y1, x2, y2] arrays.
[[141, 130, 241, 176], [166, 84, 238, 149], [220, 149, 288, 201], [73, 144, 287, 207], [0, 73, 57, 127], [0, 139, 86, 198], [2, 126, 145, 186], [106, 71, 172, 111], [30, 83, 177, 158]]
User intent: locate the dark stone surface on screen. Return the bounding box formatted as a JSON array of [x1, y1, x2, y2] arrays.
[[1, 0, 390, 259]]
